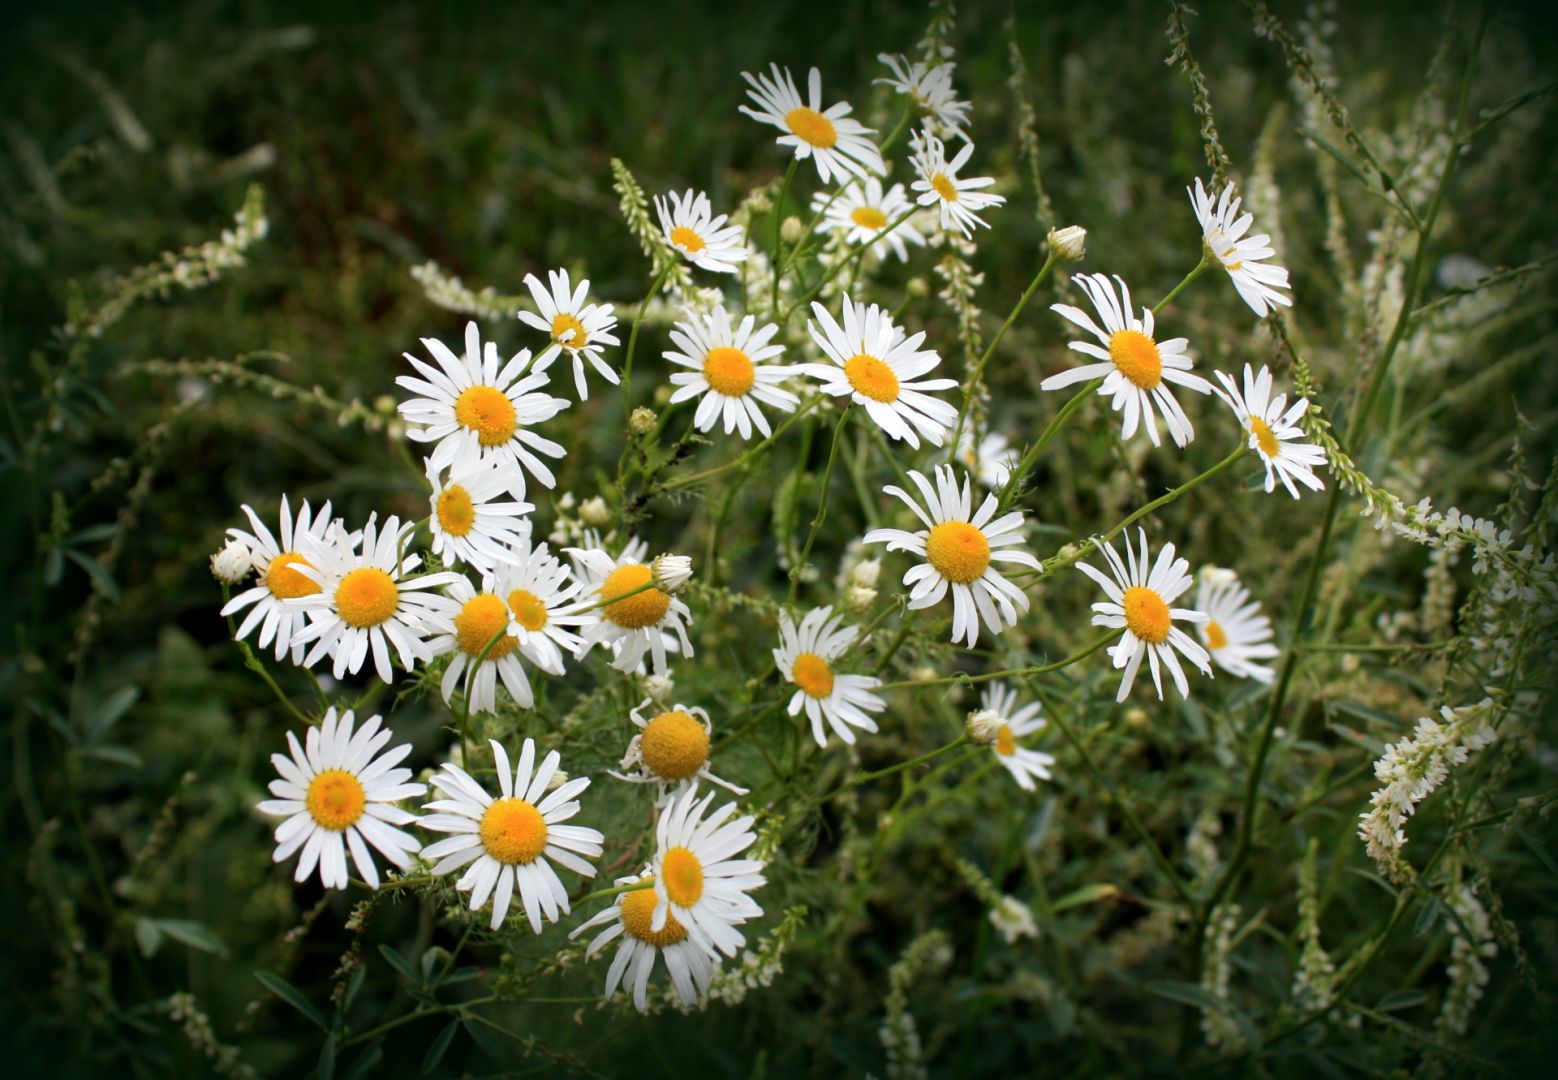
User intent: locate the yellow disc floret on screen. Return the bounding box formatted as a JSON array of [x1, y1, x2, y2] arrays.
[[265, 551, 320, 600], [1108, 330, 1163, 390], [925, 521, 991, 584], [436, 483, 476, 537], [930, 173, 958, 202], [455, 593, 517, 659], [620, 882, 689, 947], [850, 206, 888, 230], [661, 846, 704, 907], [1204, 619, 1229, 651], [703, 346, 756, 397], [993, 724, 1017, 757], [1123, 586, 1172, 645], [479, 797, 548, 865], [306, 769, 366, 831], [336, 568, 399, 628], [1248, 417, 1279, 458], [638, 710, 710, 781], [454, 385, 518, 447], [792, 652, 835, 698], [551, 313, 588, 352], [507, 588, 549, 632], [785, 106, 838, 148], [843, 353, 899, 403], [670, 226, 705, 254], [599, 564, 670, 629]]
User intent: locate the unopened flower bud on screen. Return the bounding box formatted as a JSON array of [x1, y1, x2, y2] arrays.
[[906, 276, 929, 298], [651, 553, 692, 594], [1123, 707, 1149, 728], [844, 583, 877, 612], [780, 216, 805, 244], [579, 496, 611, 526], [966, 708, 1005, 745], [643, 674, 675, 703], [746, 191, 774, 214], [210, 538, 252, 584], [911, 665, 939, 683], [546, 768, 570, 793], [629, 407, 657, 435], [849, 558, 881, 588], [1047, 225, 1087, 262]]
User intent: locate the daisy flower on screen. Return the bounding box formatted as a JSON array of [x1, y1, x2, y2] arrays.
[[654, 189, 749, 274], [876, 54, 971, 140], [1189, 177, 1292, 317], [805, 295, 957, 448], [221, 496, 343, 663], [419, 739, 603, 932], [426, 450, 534, 574], [568, 535, 694, 676], [257, 708, 425, 890], [738, 64, 885, 184], [955, 427, 1016, 490], [1041, 272, 1212, 448], [864, 465, 1040, 648], [490, 527, 597, 675], [1076, 528, 1213, 703], [1194, 567, 1279, 683], [288, 515, 462, 684], [569, 869, 718, 1013], [811, 177, 925, 262], [1212, 364, 1326, 498], [396, 320, 569, 499], [773, 605, 886, 747], [665, 306, 798, 439], [968, 684, 1055, 793], [612, 699, 748, 803], [517, 268, 621, 400], [646, 788, 766, 964], [908, 127, 1004, 238]]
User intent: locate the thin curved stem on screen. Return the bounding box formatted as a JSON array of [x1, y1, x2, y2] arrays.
[[813, 736, 972, 804], [621, 264, 673, 418], [875, 630, 1121, 691], [789, 404, 852, 605]]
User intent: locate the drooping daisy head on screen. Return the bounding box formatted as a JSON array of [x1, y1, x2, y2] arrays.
[[1212, 364, 1326, 499], [955, 427, 1017, 490], [1189, 177, 1292, 317], [967, 683, 1055, 792], [569, 869, 718, 1013], [612, 699, 748, 804], [665, 305, 798, 440], [876, 53, 971, 140], [1076, 528, 1213, 703], [654, 189, 749, 275], [805, 295, 958, 448], [517, 268, 621, 400], [567, 535, 695, 677], [1194, 566, 1279, 684], [1041, 272, 1213, 448], [773, 605, 886, 747], [647, 787, 766, 961], [258, 708, 425, 890], [812, 177, 925, 263], [908, 127, 1004, 238], [396, 321, 570, 499], [419, 738, 604, 932], [864, 465, 1040, 648], [426, 448, 534, 574], [739, 63, 885, 184], [221, 495, 344, 663]]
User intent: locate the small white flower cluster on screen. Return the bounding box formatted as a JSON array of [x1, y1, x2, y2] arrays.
[[409, 260, 521, 321], [836, 539, 882, 613], [988, 895, 1038, 945], [704, 906, 806, 1007], [1199, 903, 1246, 1053], [879, 930, 952, 1080], [1438, 873, 1497, 1037], [1290, 840, 1341, 1016]]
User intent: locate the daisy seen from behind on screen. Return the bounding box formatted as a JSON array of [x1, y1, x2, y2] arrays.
[[954, 427, 1016, 490], [773, 605, 886, 747], [1194, 567, 1279, 683], [647, 787, 766, 964], [570, 868, 718, 1013], [968, 684, 1055, 793], [517, 268, 621, 400], [1041, 272, 1212, 448], [655, 189, 749, 274], [611, 699, 748, 803], [1077, 528, 1212, 703], [811, 177, 925, 262], [1189, 177, 1292, 317], [864, 465, 1040, 648], [426, 449, 534, 574], [739, 63, 884, 184], [665, 305, 798, 439], [1212, 364, 1326, 498], [908, 127, 1004, 238], [876, 54, 971, 140], [420, 739, 604, 932], [568, 535, 694, 676], [257, 708, 425, 890], [221, 495, 341, 663]]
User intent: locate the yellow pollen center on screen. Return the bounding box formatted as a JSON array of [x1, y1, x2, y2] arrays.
[[507, 588, 549, 632], [994, 724, 1017, 757], [930, 172, 958, 202], [850, 206, 889, 230], [703, 346, 756, 397], [454, 385, 518, 447], [1123, 586, 1172, 645], [435, 483, 476, 537], [1205, 619, 1229, 651], [620, 882, 689, 947], [785, 106, 838, 148], [599, 564, 670, 629], [925, 521, 991, 584], [670, 226, 705, 254], [1248, 417, 1279, 458], [455, 593, 517, 659], [551, 313, 588, 351], [1108, 330, 1163, 390], [479, 797, 548, 865], [843, 353, 900, 403], [661, 846, 704, 907], [639, 710, 710, 781], [305, 769, 366, 831], [265, 551, 320, 600], [792, 652, 835, 698], [335, 568, 399, 628]]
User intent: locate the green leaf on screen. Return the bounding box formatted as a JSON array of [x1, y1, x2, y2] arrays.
[[378, 943, 420, 984], [420, 945, 449, 982], [1143, 980, 1220, 1011], [255, 971, 328, 1030], [1375, 988, 1427, 1012], [79, 744, 143, 768], [134, 918, 162, 957], [152, 918, 228, 957], [1343, 866, 1400, 898], [341, 1041, 383, 1080], [1514, 825, 1558, 879], [343, 966, 366, 1012], [66, 523, 118, 545], [1050, 883, 1119, 913], [87, 686, 139, 741], [462, 1018, 498, 1060], [1413, 896, 1442, 937], [422, 1020, 459, 1075], [64, 548, 120, 601], [317, 1034, 336, 1080]]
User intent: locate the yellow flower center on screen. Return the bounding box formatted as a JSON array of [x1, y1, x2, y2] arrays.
[[305, 769, 366, 831], [454, 593, 517, 659], [1205, 619, 1229, 651], [994, 724, 1017, 757], [1123, 586, 1172, 645], [1108, 330, 1163, 390], [599, 564, 670, 629], [661, 846, 704, 907], [453, 385, 518, 447], [843, 353, 899, 403], [507, 588, 549, 632], [785, 106, 838, 148], [265, 551, 320, 600], [479, 797, 548, 865], [792, 652, 835, 698], [703, 346, 755, 397], [670, 226, 705, 254], [551, 313, 588, 351], [620, 882, 689, 947], [435, 483, 476, 537], [335, 568, 399, 628], [925, 521, 991, 584], [850, 206, 888, 230], [1248, 417, 1279, 458], [638, 710, 710, 781], [930, 172, 958, 202]]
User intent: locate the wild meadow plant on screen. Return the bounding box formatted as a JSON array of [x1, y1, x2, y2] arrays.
[[3, 1, 1556, 1075]]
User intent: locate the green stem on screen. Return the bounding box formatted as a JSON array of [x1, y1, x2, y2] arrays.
[[813, 735, 971, 804], [875, 630, 1120, 691], [1151, 254, 1213, 315], [622, 264, 673, 418], [770, 157, 800, 316], [663, 395, 821, 490], [574, 879, 655, 907], [782, 208, 919, 324], [996, 379, 1103, 512], [878, 100, 915, 154], [788, 405, 852, 605]]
